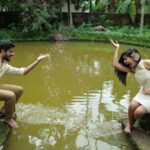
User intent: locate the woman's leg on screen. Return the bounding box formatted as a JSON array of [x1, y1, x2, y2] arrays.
[[0, 89, 19, 128], [134, 105, 147, 119], [124, 101, 140, 134]]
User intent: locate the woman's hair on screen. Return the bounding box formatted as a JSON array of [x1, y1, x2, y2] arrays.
[[115, 48, 141, 85], [0, 40, 15, 51]]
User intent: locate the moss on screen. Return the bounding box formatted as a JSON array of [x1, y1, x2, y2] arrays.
[[0, 120, 11, 146]]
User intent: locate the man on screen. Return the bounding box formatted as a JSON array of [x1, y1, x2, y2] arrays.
[[0, 40, 49, 128]]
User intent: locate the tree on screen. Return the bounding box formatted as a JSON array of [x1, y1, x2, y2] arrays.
[[116, 0, 136, 23], [140, 0, 145, 34], [67, 0, 73, 27], [20, 0, 51, 32], [0, 0, 20, 11], [58, 0, 64, 23], [89, 0, 92, 12]]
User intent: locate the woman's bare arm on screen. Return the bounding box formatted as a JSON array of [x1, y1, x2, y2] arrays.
[[143, 89, 150, 95], [143, 59, 150, 70], [110, 39, 131, 73]]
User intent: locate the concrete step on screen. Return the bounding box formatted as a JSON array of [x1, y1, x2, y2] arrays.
[[121, 119, 150, 150], [0, 117, 11, 150]]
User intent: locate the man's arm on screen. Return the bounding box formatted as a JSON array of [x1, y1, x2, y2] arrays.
[[23, 53, 49, 75]]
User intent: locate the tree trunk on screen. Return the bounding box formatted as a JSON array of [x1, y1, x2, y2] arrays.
[[89, 0, 92, 13], [59, 0, 63, 23], [105, 0, 109, 13], [67, 0, 73, 27], [140, 0, 145, 34], [89, 0, 92, 25]]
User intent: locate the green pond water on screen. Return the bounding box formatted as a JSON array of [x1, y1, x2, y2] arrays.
[[1, 41, 150, 150]]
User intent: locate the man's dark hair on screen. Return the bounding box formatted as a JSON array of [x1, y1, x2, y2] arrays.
[[0, 40, 15, 51]]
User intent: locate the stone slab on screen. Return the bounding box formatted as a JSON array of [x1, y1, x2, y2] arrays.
[[121, 119, 150, 150], [0, 117, 11, 150]]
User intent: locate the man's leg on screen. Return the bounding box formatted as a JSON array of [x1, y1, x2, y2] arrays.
[[0, 84, 24, 114], [0, 84, 24, 103], [0, 89, 19, 128]]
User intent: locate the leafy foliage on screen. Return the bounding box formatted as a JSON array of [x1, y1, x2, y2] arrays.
[[91, 0, 108, 12], [20, 1, 52, 32], [117, 0, 137, 23], [116, 0, 131, 13], [1, 25, 150, 47], [129, 0, 136, 23], [0, 0, 20, 11]]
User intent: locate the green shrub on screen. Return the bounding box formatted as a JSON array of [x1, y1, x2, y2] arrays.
[[1, 25, 150, 47]]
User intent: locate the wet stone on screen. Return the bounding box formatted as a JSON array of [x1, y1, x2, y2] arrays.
[[121, 118, 150, 150], [0, 117, 11, 149], [139, 113, 150, 131]]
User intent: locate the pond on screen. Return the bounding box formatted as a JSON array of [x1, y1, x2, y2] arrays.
[[1, 41, 150, 150]]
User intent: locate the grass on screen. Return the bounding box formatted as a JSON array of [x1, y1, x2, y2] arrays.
[[0, 25, 150, 47]]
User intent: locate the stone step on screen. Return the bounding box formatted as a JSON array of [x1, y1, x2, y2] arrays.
[[121, 119, 150, 150], [0, 117, 11, 150]]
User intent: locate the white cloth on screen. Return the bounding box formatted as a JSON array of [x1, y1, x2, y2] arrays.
[[133, 60, 150, 112], [0, 61, 25, 78]]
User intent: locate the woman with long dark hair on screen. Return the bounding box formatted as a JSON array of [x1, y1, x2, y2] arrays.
[[110, 39, 150, 134]]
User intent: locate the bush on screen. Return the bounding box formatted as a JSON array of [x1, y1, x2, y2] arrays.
[[1, 25, 150, 47]]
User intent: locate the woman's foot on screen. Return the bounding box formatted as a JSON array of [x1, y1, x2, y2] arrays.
[[124, 126, 131, 134], [4, 118, 19, 128], [124, 123, 132, 135]]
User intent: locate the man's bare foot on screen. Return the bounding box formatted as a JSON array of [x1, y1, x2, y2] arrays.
[[4, 118, 19, 128], [12, 113, 17, 120]]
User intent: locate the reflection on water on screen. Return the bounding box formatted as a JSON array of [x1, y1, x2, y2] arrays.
[[100, 81, 130, 114], [4, 41, 149, 150], [17, 100, 122, 137], [16, 99, 122, 150], [17, 103, 84, 132]]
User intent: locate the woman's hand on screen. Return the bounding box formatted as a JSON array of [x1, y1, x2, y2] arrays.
[[109, 39, 120, 49], [143, 89, 150, 95], [37, 53, 50, 62]]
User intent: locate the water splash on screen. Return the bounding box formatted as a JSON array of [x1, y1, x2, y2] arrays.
[[16, 103, 83, 132], [16, 103, 122, 138]]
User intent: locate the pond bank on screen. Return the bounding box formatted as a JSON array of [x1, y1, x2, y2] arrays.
[[1, 28, 150, 48], [0, 118, 11, 150], [121, 119, 150, 150]]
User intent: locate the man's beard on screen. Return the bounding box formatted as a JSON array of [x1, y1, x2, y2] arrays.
[[3, 55, 10, 62]]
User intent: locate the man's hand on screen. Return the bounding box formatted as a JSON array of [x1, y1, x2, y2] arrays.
[[37, 53, 50, 62]]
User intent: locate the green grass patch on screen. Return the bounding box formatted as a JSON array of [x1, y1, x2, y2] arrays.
[[1, 25, 150, 47]]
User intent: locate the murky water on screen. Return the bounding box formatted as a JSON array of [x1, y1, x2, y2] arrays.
[[1, 41, 149, 150]]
